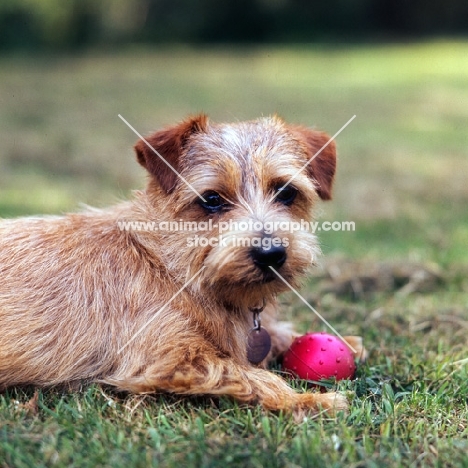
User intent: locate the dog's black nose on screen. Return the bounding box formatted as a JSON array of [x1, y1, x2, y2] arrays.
[[250, 245, 287, 272]]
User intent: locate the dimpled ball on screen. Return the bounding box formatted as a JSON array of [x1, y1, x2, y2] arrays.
[[283, 332, 356, 381]]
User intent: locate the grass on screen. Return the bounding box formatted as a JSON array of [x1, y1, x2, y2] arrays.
[[1, 41, 468, 467]]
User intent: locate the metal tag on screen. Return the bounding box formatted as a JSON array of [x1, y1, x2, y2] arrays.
[[247, 327, 271, 365]]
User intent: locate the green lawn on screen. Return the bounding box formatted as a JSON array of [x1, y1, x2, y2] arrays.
[[0, 42, 467, 467]]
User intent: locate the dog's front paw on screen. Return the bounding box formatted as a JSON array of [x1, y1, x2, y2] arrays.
[[292, 391, 350, 422], [318, 391, 350, 416]]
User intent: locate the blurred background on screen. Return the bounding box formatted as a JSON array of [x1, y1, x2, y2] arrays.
[[0, 0, 467, 265]]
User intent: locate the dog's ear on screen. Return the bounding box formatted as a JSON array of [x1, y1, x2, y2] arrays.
[[291, 127, 337, 200], [134, 114, 209, 193]]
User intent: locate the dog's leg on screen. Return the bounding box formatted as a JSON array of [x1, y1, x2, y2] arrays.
[[266, 321, 300, 360], [106, 356, 348, 419], [260, 305, 299, 360]]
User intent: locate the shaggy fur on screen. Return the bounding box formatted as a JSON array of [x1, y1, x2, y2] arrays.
[[0, 115, 364, 417]]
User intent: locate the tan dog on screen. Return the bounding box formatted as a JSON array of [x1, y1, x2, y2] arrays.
[[0, 115, 363, 417]]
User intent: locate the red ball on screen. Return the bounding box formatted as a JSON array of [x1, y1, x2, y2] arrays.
[[283, 332, 356, 381]]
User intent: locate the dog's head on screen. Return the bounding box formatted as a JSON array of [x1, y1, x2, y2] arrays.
[[135, 115, 336, 309]]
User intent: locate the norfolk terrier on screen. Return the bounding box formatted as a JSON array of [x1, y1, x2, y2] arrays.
[[0, 115, 364, 417]]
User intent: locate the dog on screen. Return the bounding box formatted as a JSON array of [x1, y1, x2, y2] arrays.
[[0, 115, 365, 418]]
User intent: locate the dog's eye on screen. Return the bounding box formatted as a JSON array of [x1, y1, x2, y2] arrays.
[[274, 185, 297, 206], [199, 191, 227, 213]]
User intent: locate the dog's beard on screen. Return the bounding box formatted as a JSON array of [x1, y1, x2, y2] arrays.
[[189, 230, 319, 310]]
